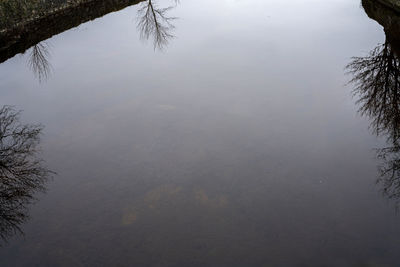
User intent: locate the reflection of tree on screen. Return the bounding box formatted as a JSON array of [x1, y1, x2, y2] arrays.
[[0, 106, 52, 243], [347, 41, 400, 143], [376, 145, 400, 200], [347, 0, 400, 203], [137, 0, 177, 49], [27, 42, 51, 82], [347, 39, 400, 201]]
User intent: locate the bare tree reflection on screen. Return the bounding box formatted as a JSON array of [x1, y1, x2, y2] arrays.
[[347, 41, 400, 143], [27, 42, 52, 82], [347, 39, 400, 201], [0, 106, 52, 243], [137, 0, 177, 50], [347, 0, 400, 202], [376, 145, 400, 200]]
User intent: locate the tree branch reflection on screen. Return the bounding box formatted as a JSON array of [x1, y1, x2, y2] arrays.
[[137, 0, 177, 50], [348, 0, 400, 202], [0, 106, 52, 243], [27, 42, 52, 82], [347, 41, 400, 143]]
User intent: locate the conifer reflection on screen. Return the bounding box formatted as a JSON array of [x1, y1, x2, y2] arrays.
[[0, 106, 52, 243]]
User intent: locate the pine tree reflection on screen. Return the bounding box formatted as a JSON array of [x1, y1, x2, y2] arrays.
[[348, 0, 400, 201], [137, 0, 177, 50], [0, 106, 52, 243]]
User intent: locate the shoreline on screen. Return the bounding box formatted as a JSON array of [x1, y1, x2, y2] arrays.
[[363, 0, 400, 48], [0, 0, 143, 63], [376, 0, 400, 12]]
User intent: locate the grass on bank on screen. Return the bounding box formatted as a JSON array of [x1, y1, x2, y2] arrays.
[[0, 0, 77, 30]]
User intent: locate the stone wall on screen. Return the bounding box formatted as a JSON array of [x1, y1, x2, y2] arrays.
[[376, 0, 400, 13]]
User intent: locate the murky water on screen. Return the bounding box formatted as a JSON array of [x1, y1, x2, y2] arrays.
[[1, 0, 400, 266]]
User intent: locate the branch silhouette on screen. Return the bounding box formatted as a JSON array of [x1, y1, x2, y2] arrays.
[[347, 39, 400, 201], [347, 41, 400, 143], [137, 0, 177, 50], [0, 106, 52, 243], [347, 0, 400, 203], [28, 42, 52, 83]]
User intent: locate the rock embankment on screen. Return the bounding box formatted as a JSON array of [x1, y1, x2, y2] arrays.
[[377, 0, 400, 13], [0, 0, 143, 63], [363, 0, 400, 38]]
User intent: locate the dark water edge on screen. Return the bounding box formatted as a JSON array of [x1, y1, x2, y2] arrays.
[[0, 0, 144, 64]]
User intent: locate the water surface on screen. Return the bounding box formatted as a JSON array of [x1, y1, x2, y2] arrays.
[[1, 0, 400, 266]]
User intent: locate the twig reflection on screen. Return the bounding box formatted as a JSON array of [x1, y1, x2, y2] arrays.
[[347, 41, 400, 143], [347, 27, 400, 201], [137, 0, 177, 50], [0, 106, 52, 243], [27, 42, 52, 82]]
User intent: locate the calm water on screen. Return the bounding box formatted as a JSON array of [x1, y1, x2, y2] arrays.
[[1, 0, 400, 266]]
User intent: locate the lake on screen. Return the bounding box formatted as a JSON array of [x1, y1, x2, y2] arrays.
[[1, 0, 400, 266]]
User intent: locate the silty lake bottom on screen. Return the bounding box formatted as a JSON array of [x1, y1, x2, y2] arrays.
[[1, 0, 400, 266]]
